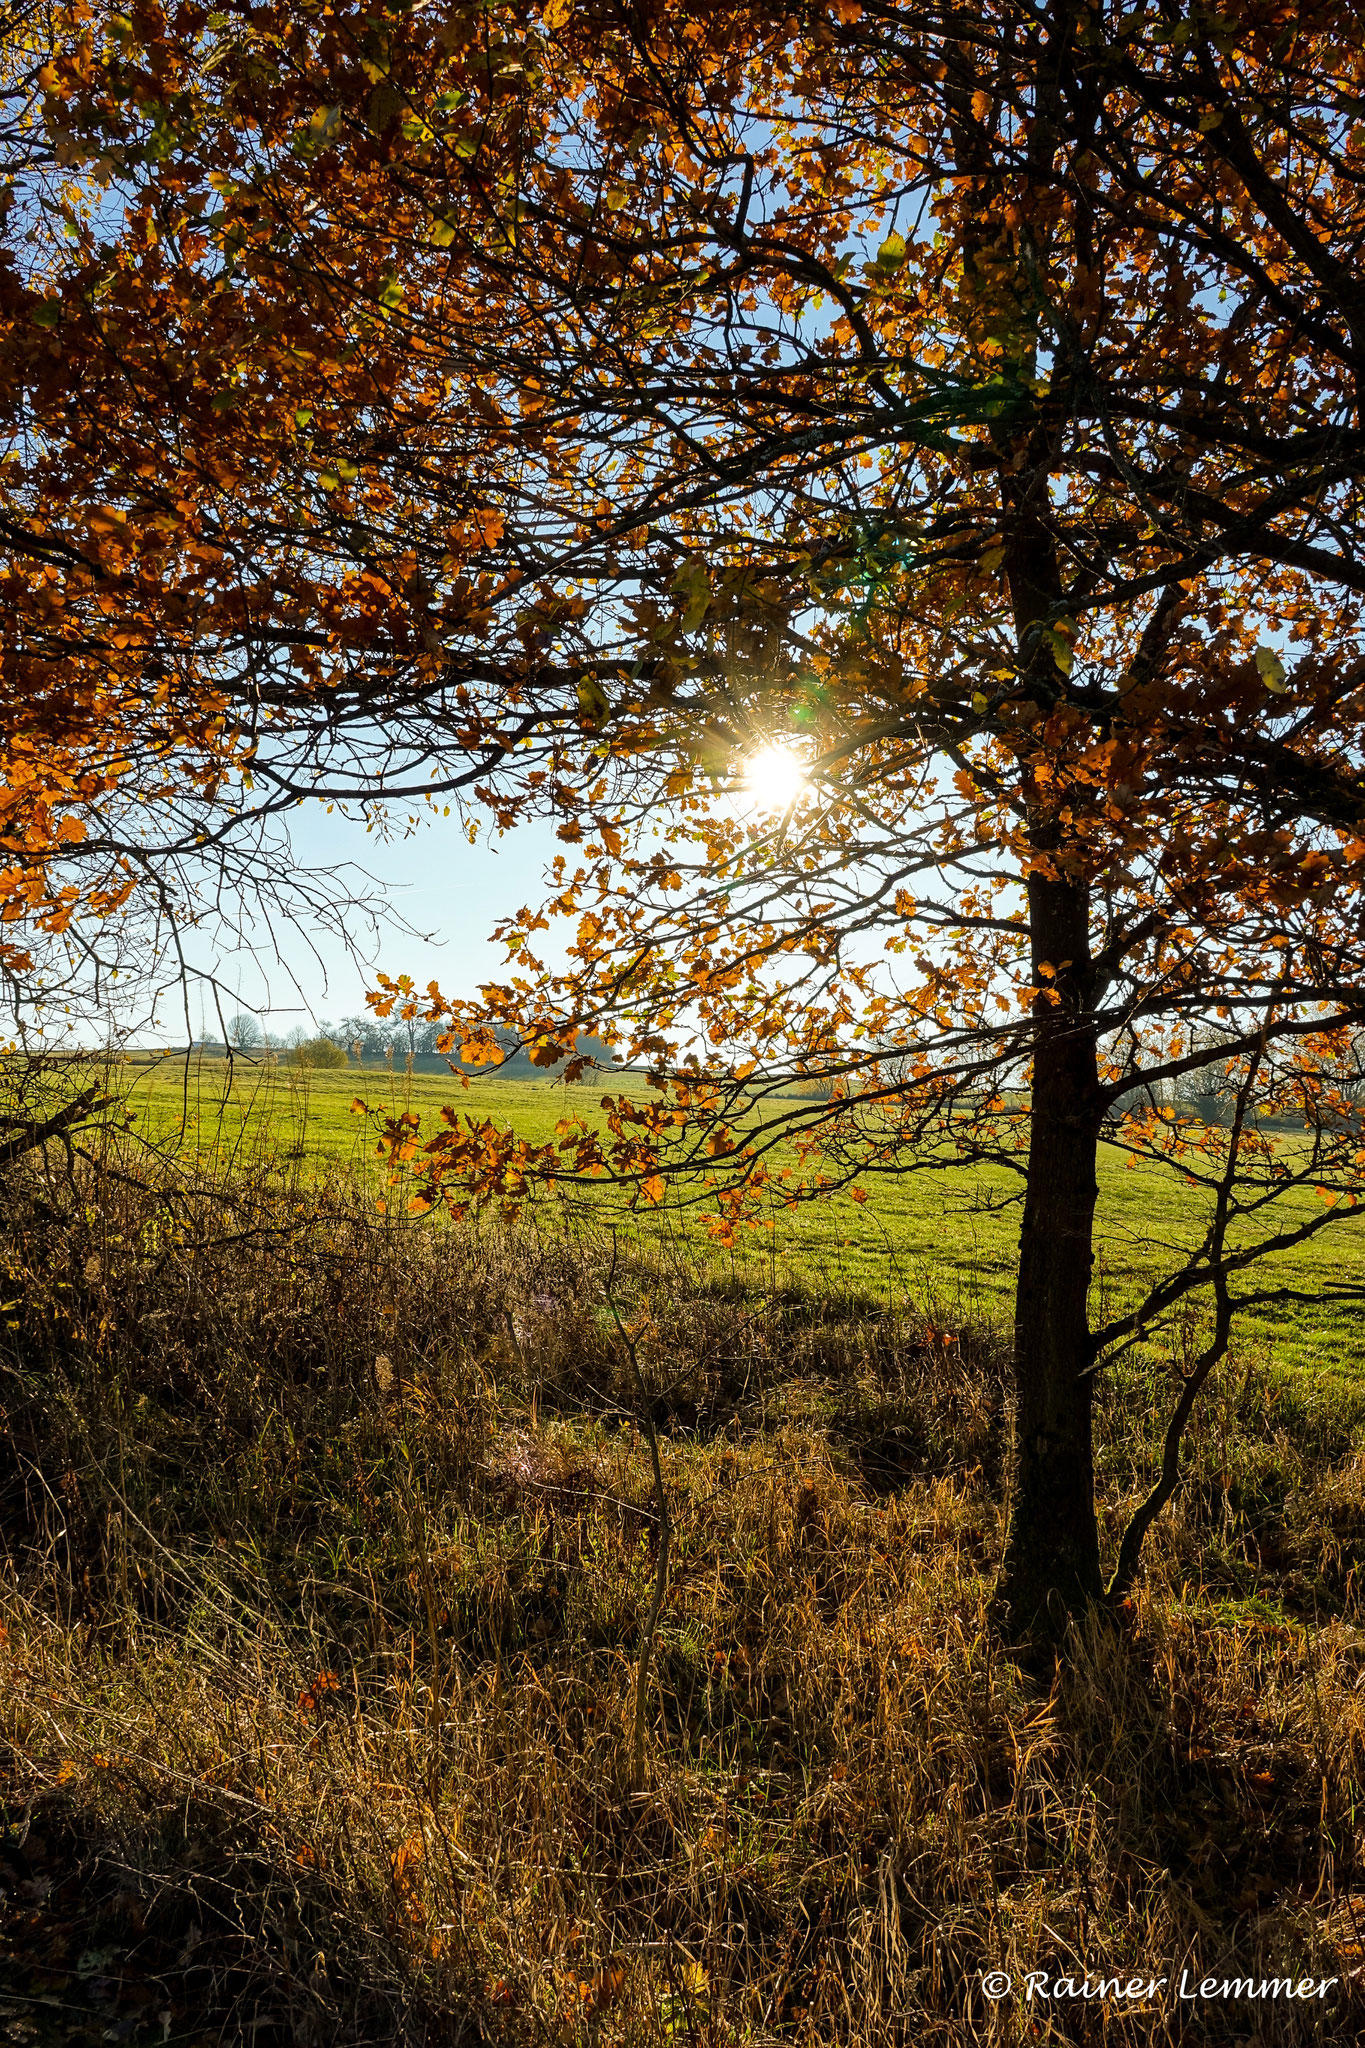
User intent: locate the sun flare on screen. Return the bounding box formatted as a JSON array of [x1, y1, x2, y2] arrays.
[[742, 743, 809, 811]]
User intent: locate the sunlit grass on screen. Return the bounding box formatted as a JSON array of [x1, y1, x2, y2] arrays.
[[115, 1056, 1365, 1381]]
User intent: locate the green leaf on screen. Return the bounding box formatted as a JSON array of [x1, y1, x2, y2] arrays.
[[671, 561, 711, 634], [1255, 646, 1288, 693], [875, 231, 907, 270], [1045, 626, 1074, 675], [577, 674, 610, 724], [428, 215, 456, 248]]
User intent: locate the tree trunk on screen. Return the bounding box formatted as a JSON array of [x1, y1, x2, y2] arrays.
[[997, 866, 1105, 1638]]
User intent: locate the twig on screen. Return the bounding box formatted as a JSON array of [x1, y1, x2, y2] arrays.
[[1107, 1036, 1262, 1601]]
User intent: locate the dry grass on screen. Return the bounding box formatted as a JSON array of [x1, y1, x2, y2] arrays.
[[2, 1141, 1364, 2044]]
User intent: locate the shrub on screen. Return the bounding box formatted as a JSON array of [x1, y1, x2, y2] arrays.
[[290, 1035, 347, 1069]]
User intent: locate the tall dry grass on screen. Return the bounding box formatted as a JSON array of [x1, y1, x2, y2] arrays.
[[1, 1133, 1364, 2043]]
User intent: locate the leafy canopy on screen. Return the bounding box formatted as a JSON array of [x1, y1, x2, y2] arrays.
[[12, 0, 1365, 1312]]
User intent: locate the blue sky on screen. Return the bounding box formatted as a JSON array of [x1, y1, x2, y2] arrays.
[[131, 747, 805, 1049], [182, 800, 565, 1043]]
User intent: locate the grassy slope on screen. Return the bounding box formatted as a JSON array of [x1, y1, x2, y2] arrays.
[[122, 1056, 1365, 1380]]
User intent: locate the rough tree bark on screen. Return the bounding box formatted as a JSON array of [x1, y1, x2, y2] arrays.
[[996, 862, 1106, 1637]]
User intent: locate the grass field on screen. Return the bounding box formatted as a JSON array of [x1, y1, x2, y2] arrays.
[[118, 1054, 1365, 1382]]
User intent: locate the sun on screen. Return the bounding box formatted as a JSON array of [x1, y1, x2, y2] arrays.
[[742, 743, 809, 811]]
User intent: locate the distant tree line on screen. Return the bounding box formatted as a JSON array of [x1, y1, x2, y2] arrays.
[[202, 1013, 615, 1077], [324, 1016, 618, 1077]]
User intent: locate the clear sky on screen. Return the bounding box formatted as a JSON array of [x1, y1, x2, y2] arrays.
[[174, 800, 566, 1045]]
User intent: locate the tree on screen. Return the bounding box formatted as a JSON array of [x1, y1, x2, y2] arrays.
[[330, 1014, 389, 1063], [345, 0, 1365, 1634], [26, 0, 1365, 1636], [390, 1009, 441, 1063], [226, 1011, 262, 1052]]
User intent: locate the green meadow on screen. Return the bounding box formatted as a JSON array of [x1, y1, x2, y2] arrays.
[[118, 1054, 1365, 1382]]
